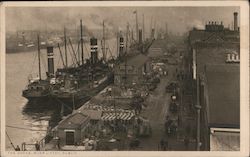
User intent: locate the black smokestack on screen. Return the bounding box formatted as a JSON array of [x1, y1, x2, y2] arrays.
[[234, 12, 238, 31], [47, 46, 54, 77], [90, 37, 98, 64], [119, 35, 124, 57]]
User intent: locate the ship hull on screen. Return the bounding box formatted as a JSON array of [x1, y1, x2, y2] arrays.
[[51, 72, 114, 109], [23, 95, 52, 104]]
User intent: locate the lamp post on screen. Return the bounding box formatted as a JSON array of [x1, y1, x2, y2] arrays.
[[195, 76, 201, 151]]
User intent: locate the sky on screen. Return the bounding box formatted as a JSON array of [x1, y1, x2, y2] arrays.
[[6, 6, 240, 35]]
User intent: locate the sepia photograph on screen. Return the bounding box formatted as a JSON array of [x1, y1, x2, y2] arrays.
[[0, 1, 249, 157]]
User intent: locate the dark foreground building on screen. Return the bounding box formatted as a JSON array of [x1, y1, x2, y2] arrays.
[[200, 65, 240, 150], [187, 12, 240, 151]]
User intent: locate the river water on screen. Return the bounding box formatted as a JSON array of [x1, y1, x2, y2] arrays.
[[5, 38, 117, 150]]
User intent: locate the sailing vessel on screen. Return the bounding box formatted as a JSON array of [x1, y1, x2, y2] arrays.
[[22, 35, 55, 102]]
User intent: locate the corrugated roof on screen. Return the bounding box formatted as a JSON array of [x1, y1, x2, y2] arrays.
[[205, 64, 239, 128], [58, 113, 89, 129]]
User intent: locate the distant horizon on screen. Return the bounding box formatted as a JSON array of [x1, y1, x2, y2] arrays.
[[6, 6, 240, 35]]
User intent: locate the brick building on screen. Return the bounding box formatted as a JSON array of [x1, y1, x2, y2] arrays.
[[187, 12, 240, 151], [56, 113, 90, 146]]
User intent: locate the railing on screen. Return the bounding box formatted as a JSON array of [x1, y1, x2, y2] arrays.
[[21, 128, 53, 151]]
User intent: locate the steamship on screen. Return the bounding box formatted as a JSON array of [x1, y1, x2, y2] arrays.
[[49, 20, 114, 109], [22, 36, 56, 102], [50, 36, 114, 109]]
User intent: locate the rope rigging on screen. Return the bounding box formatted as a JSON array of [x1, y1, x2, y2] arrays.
[[6, 131, 16, 150], [66, 42, 76, 67], [83, 41, 90, 58]]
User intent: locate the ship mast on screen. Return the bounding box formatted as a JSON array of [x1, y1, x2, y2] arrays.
[[80, 19, 84, 65], [102, 20, 106, 62], [135, 10, 138, 42], [143, 14, 145, 42], [124, 23, 129, 87], [37, 34, 41, 81], [64, 27, 68, 68]]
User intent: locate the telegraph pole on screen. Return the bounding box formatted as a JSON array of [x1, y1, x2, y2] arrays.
[[64, 27, 68, 68]]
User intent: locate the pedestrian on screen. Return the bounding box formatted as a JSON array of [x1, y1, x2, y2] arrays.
[[160, 139, 164, 150], [163, 140, 168, 150], [15, 145, 20, 151], [57, 137, 61, 150], [35, 141, 40, 151], [184, 136, 190, 150]]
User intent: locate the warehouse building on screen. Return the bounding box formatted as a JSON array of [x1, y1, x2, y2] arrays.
[[186, 12, 240, 151]]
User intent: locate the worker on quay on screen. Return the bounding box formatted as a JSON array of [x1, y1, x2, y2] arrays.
[[15, 145, 21, 151], [57, 137, 61, 150], [35, 141, 40, 151], [160, 139, 164, 150], [184, 136, 190, 150]]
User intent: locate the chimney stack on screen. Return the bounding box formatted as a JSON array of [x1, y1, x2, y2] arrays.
[[47, 46, 54, 77], [90, 37, 98, 64], [234, 12, 238, 31]]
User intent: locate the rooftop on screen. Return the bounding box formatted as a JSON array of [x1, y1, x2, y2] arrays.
[[210, 129, 240, 151], [57, 112, 89, 129], [189, 29, 239, 46], [78, 109, 102, 120], [204, 64, 239, 128]]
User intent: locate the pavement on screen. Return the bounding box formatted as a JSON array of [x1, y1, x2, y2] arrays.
[[138, 66, 175, 151], [136, 38, 196, 151]]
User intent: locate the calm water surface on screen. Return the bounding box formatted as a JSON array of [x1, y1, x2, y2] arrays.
[[6, 39, 117, 150]]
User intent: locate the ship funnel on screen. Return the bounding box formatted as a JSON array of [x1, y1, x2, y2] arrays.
[[90, 37, 98, 64], [47, 46, 54, 77], [119, 35, 124, 57]]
